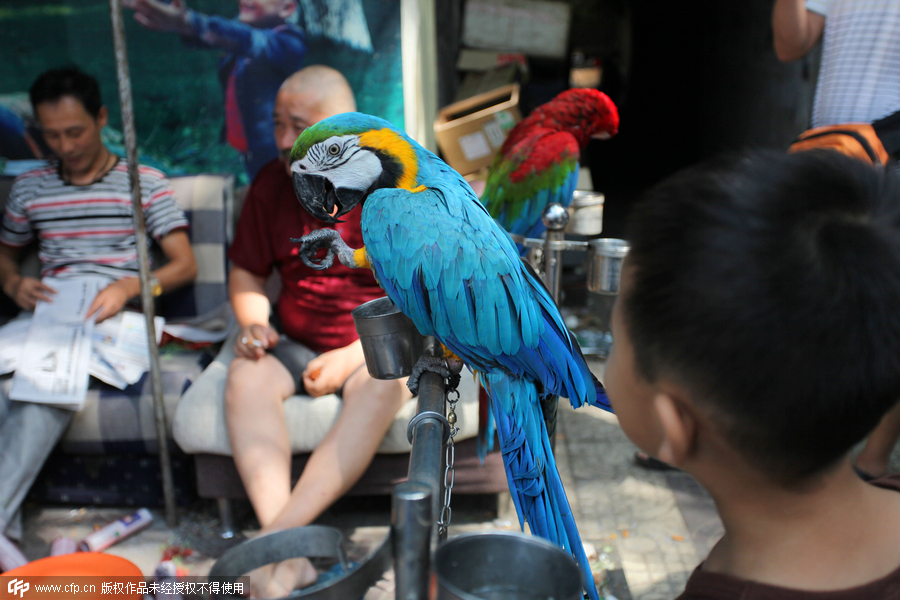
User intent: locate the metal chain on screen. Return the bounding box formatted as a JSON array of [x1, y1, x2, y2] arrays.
[[437, 382, 460, 536]]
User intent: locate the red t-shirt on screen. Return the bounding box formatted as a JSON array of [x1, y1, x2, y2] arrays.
[[228, 159, 384, 353]]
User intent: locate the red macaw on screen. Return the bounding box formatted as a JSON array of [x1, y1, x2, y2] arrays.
[[483, 88, 619, 251]]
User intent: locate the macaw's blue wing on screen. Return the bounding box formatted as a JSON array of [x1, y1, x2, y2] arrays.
[[361, 162, 608, 600], [482, 129, 581, 253]]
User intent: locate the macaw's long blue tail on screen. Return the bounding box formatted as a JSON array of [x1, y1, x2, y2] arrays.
[[484, 371, 600, 600]]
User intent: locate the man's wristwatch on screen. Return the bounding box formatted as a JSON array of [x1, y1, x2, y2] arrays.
[[149, 276, 163, 297]]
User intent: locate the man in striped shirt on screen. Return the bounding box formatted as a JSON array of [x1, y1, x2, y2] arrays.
[[0, 67, 196, 546], [0, 66, 197, 320]]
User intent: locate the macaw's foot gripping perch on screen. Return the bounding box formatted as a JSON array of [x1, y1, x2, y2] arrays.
[[407, 355, 463, 397]]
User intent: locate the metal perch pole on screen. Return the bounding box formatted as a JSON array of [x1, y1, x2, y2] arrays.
[[108, 0, 178, 527]]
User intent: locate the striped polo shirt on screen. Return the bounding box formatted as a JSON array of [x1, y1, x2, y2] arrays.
[[0, 159, 189, 280], [807, 0, 900, 127]]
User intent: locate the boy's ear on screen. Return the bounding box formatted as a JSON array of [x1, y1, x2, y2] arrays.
[[653, 392, 698, 467]]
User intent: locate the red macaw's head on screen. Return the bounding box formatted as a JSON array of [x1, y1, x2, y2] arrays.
[[523, 88, 620, 149]]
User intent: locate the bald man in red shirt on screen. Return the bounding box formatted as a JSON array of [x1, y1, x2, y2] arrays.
[[224, 65, 410, 596]]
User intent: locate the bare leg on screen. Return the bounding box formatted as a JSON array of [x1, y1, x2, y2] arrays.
[[855, 401, 900, 479], [224, 355, 296, 529], [225, 356, 319, 597], [265, 369, 412, 532], [230, 364, 410, 597]]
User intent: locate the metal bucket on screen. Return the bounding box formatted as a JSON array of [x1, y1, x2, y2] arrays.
[[566, 190, 604, 236], [352, 297, 425, 380], [433, 531, 584, 600], [587, 238, 630, 295]]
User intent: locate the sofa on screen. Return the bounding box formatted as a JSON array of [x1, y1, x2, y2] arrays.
[[0, 172, 234, 508], [173, 326, 509, 534]]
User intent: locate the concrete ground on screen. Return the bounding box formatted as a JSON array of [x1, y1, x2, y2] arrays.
[[16, 356, 900, 599]]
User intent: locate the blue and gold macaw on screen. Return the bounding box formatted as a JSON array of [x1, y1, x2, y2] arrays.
[[289, 113, 611, 600]]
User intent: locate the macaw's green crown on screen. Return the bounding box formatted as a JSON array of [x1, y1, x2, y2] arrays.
[[289, 112, 401, 162]]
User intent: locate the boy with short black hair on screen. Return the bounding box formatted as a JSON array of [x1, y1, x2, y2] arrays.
[[605, 150, 900, 598]]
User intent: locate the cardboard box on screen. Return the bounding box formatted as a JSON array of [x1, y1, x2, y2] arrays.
[[434, 84, 522, 176]]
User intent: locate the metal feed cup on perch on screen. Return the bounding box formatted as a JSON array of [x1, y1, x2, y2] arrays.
[[352, 297, 426, 380], [566, 190, 604, 237], [433, 530, 584, 600], [587, 238, 630, 295]]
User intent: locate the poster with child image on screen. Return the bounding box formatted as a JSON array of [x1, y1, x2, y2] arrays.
[[0, 0, 404, 186]]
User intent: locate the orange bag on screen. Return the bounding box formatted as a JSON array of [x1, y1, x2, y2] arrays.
[[788, 124, 891, 165]]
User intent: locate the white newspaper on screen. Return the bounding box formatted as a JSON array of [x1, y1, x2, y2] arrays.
[[89, 348, 129, 390], [93, 311, 165, 387], [9, 277, 103, 410], [0, 318, 30, 375], [5, 277, 166, 406]]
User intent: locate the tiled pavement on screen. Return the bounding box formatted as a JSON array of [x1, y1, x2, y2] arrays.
[[554, 358, 721, 600]]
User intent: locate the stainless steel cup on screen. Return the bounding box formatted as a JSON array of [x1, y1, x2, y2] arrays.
[[352, 296, 425, 380], [587, 238, 630, 295], [433, 530, 584, 600], [566, 190, 605, 236]]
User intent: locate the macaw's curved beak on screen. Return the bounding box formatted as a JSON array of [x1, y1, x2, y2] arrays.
[[292, 172, 364, 224]]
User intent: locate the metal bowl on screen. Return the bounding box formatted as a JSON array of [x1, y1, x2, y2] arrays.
[[587, 238, 630, 295], [352, 297, 425, 380], [433, 530, 584, 600]]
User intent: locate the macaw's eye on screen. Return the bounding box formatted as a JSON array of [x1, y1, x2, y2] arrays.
[[328, 144, 340, 156]]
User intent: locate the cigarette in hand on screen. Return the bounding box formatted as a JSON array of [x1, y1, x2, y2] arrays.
[[241, 336, 264, 348]]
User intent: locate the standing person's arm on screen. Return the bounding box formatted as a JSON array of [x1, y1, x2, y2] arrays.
[[124, 0, 193, 35], [773, 0, 826, 61]]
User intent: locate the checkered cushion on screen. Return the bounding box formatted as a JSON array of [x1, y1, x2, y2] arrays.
[[156, 174, 233, 321], [56, 349, 215, 454]]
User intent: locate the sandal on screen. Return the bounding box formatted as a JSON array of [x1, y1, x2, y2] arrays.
[[634, 451, 675, 471]]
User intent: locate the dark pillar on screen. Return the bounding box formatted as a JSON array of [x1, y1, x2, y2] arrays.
[[590, 0, 818, 239]]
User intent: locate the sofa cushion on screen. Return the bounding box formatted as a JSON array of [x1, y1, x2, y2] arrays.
[[156, 174, 233, 321], [174, 327, 483, 456], [0, 347, 213, 454], [62, 349, 214, 453]]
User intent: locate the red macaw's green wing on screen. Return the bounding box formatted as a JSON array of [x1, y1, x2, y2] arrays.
[[482, 128, 580, 239]]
